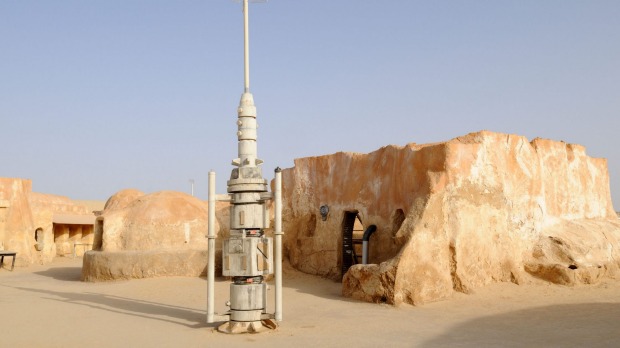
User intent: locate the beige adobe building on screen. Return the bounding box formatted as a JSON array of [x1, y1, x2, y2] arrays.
[[0, 177, 99, 266], [279, 131, 620, 305]]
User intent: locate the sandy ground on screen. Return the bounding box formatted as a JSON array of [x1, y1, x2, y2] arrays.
[[1, 258, 620, 348]]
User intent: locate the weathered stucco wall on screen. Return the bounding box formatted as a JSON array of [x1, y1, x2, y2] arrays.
[[0, 178, 96, 267], [30, 192, 96, 259], [280, 131, 619, 305], [97, 190, 211, 252], [0, 178, 36, 266]]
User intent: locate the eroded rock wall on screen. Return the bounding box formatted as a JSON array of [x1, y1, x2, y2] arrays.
[[281, 142, 444, 279], [281, 131, 619, 305]]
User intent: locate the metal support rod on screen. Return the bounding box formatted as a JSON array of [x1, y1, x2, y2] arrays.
[[207, 171, 216, 323], [361, 225, 376, 265], [243, 0, 250, 93], [274, 167, 283, 321]]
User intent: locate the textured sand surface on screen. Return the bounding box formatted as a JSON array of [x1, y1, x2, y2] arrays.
[[1, 257, 620, 347]]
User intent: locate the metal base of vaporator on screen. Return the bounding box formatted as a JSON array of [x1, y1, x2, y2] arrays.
[[217, 319, 278, 334]]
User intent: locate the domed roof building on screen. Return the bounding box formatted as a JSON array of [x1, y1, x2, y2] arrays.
[[83, 190, 219, 281], [103, 189, 144, 212]]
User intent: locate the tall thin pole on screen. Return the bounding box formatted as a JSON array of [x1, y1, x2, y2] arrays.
[[274, 167, 283, 321], [206, 171, 216, 323], [243, 0, 250, 93]]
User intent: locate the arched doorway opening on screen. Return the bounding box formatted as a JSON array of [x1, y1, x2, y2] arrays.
[[341, 211, 364, 279]]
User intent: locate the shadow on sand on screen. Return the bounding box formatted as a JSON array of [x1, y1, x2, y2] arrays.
[[8, 285, 210, 329], [34, 267, 82, 281], [419, 303, 620, 348], [9, 264, 210, 328]]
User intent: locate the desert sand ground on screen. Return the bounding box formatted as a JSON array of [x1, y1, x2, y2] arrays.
[[1, 257, 620, 348]]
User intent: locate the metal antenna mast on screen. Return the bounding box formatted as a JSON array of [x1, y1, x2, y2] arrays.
[[243, 0, 250, 92], [207, 0, 282, 335]]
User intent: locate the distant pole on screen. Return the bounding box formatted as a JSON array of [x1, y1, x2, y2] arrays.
[[189, 179, 195, 196]]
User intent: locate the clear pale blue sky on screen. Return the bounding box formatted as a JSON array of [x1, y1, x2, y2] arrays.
[[1, 1, 618, 208]]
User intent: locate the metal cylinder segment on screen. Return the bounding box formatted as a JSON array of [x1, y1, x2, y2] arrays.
[[230, 283, 266, 311]]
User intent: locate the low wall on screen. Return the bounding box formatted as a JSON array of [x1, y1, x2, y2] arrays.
[[81, 249, 211, 281]]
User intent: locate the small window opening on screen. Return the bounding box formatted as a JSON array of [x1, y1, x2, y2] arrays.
[[34, 228, 43, 251]]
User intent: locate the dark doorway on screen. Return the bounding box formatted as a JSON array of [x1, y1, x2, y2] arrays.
[[341, 211, 364, 279], [93, 218, 103, 250]]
